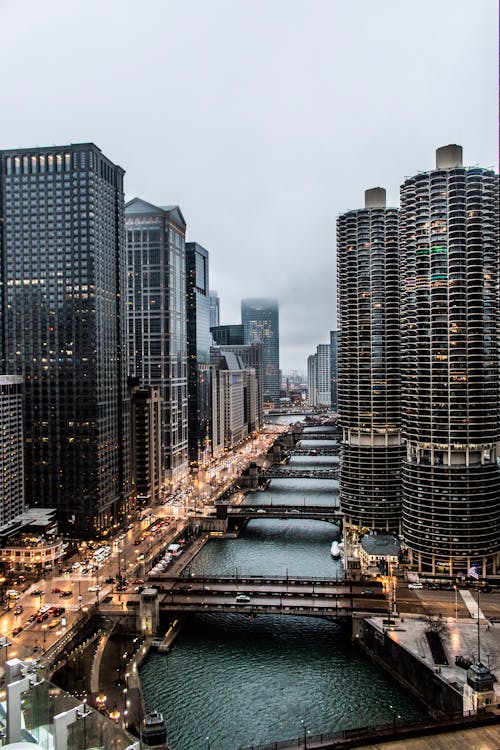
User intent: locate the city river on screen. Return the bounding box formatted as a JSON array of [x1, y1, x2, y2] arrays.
[[140, 423, 427, 750]]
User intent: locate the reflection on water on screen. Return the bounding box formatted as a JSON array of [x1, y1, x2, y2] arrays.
[[140, 614, 427, 750], [140, 432, 427, 750]]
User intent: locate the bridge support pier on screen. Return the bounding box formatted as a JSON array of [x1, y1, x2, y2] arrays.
[[139, 588, 160, 636]]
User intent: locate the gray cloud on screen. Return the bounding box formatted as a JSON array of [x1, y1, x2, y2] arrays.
[[0, 0, 496, 372]]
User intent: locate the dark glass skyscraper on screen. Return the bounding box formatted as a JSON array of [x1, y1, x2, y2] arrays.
[[241, 298, 280, 403], [0, 143, 130, 536], [210, 325, 244, 346], [186, 242, 212, 468], [126, 198, 188, 488]]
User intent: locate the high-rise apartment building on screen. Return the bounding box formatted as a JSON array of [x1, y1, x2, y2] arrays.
[[337, 188, 402, 533], [241, 298, 280, 404], [0, 143, 130, 536], [186, 242, 212, 468], [307, 355, 317, 407], [209, 291, 220, 329], [126, 198, 188, 489], [0, 376, 25, 526], [400, 145, 500, 575], [307, 345, 331, 407], [330, 331, 339, 412]]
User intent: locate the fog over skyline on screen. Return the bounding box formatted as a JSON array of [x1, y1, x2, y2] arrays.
[[1, 0, 497, 373]]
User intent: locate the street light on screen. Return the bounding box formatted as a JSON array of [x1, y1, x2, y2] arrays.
[[301, 719, 308, 749]]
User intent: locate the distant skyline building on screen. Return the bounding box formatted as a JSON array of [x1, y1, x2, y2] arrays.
[[316, 344, 331, 406], [0, 375, 25, 527], [0, 143, 130, 536], [400, 145, 500, 575], [209, 290, 220, 329], [186, 242, 212, 468], [126, 198, 188, 488], [215, 342, 263, 430], [307, 344, 331, 407], [210, 324, 244, 346], [307, 354, 317, 407], [210, 350, 249, 447], [241, 298, 280, 403], [337, 187, 402, 534]]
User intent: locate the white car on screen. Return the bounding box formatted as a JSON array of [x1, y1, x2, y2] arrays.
[[88, 585, 101, 592], [408, 582, 423, 590]]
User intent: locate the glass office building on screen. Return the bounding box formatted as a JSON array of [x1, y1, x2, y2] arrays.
[[126, 198, 188, 489], [0, 143, 130, 536], [241, 298, 280, 404], [186, 242, 212, 468]]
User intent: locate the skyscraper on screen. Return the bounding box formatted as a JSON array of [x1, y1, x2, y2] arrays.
[[0, 143, 130, 536], [186, 242, 212, 468], [307, 354, 317, 407], [126, 198, 188, 488], [210, 325, 244, 346], [241, 298, 280, 404], [337, 188, 402, 534], [400, 145, 500, 575], [330, 331, 339, 412], [0, 376, 25, 526], [209, 291, 220, 329]]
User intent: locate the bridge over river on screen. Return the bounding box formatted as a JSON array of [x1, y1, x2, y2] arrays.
[[263, 466, 339, 479], [291, 446, 340, 456], [147, 576, 388, 617], [217, 503, 342, 522]]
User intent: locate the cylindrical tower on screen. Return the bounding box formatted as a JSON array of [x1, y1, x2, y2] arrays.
[[400, 145, 500, 575], [337, 188, 402, 534]]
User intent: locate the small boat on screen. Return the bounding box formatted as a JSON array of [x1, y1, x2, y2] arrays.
[[140, 710, 169, 749], [330, 541, 341, 559]]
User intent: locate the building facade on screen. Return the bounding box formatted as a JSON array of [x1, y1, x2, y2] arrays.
[[400, 145, 500, 575], [0, 143, 130, 536], [186, 242, 212, 469], [241, 298, 280, 404], [330, 330, 339, 412], [307, 354, 317, 407], [0, 375, 24, 527], [316, 344, 331, 407], [337, 188, 402, 534], [214, 342, 263, 430], [126, 198, 189, 489], [210, 324, 244, 346], [209, 290, 220, 329], [129, 381, 162, 507]]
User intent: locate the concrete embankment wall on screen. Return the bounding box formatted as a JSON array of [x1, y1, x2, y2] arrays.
[[353, 616, 463, 717]]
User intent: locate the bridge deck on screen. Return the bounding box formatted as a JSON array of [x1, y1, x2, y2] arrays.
[[149, 577, 388, 616]]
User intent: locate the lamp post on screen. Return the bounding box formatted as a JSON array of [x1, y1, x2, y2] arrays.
[[42, 624, 47, 647], [301, 719, 308, 749]]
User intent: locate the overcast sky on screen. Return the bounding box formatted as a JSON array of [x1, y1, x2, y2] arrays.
[[1, 0, 497, 373]]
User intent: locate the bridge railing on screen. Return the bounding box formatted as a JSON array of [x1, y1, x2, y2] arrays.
[[237, 709, 500, 750]]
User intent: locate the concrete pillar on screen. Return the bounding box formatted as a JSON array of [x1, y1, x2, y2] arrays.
[[139, 588, 160, 636], [54, 703, 90, 750]]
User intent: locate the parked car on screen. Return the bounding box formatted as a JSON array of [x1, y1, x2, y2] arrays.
[[12, 626, 23, 636]]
